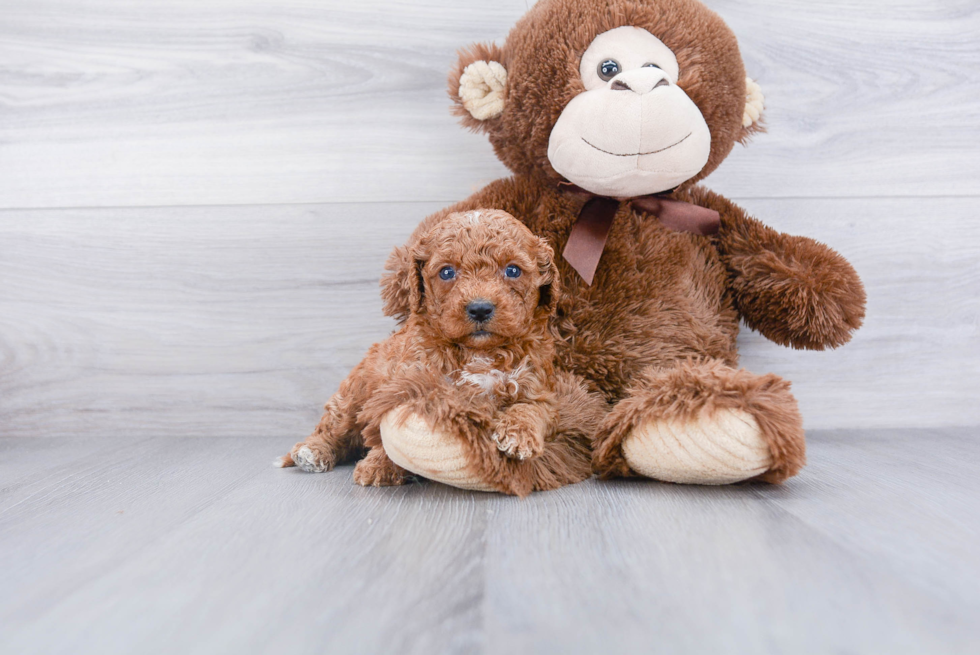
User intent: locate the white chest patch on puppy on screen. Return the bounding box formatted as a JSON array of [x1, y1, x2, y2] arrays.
[[456, 357, 529, 398], [458, 368, 516, 395]]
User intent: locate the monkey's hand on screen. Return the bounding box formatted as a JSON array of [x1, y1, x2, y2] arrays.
[[728, 232, 865, 350], [704, 189, 866, 350]]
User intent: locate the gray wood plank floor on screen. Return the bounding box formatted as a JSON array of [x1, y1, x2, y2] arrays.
[[1, 429, 977, 654]]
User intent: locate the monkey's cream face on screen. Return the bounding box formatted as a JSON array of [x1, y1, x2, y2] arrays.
[[547, 26, 712, 198]]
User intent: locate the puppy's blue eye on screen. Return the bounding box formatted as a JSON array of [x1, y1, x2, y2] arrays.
[[439, 266, 456, 281], [504, 264, 522, 279]]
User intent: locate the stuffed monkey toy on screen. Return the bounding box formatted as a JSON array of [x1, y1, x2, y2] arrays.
[[379, 0, 866, 485]]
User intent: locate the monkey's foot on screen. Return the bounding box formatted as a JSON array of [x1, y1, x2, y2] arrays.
[[621, 408, 772, 485], [380, 408, 496, 492]]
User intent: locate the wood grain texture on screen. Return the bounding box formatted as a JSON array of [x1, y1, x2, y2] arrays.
[[0, 0, 978, 208], [1, 197, 977, 438], [0, 430, 977, 654]]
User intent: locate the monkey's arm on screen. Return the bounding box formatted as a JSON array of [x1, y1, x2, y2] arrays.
[[693, 187, 866, 350], [380, 176, 543, 322]]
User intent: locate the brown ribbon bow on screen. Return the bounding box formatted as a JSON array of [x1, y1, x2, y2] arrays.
[[560, 184, 721, 285]]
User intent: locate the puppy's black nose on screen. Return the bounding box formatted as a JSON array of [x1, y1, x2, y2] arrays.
[[466, 300, 495, 323]]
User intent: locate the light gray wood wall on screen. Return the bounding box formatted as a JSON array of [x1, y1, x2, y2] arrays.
[[1, 0, 978, 437]]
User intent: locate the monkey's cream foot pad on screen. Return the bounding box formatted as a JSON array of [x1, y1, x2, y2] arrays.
[[380, 408, 496, 492], [621, 408, 772, 484]]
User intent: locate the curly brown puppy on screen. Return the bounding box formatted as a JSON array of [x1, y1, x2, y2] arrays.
[[277, 209, 605, 497]]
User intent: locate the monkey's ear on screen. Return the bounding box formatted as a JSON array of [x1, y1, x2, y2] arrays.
[[739, 77, 766, 144], [449, 43, 507, 132]]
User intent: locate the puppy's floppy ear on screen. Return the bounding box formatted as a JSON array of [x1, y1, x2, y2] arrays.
[[408, 259, 427, 315], [407, 237, 434, 316], [381, 217, 447, 321], [380, 245, 415, 323], [449, 42, 507, 133], [533, 236, 560, 318], [380, 240, 429, 321]]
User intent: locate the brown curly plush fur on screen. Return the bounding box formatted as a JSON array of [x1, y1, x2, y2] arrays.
[[280, 210, 605, 496], [381, 0, 866, 484]]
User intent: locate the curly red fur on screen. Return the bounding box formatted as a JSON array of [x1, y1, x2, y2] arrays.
[[282, 210, 605, 496]]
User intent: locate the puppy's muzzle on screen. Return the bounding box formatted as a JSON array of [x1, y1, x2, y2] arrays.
[[466, 299, 495, 323]]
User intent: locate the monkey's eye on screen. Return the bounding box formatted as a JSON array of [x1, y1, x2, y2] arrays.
[[597, 59, 621, 81], [438, 266, 456, 281], [643, 62, 662, 70], [504, 264, 522, 279]]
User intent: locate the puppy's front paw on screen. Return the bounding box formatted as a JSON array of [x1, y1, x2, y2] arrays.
[[290, 443, 336, 473], [491, 420, 544, 461]]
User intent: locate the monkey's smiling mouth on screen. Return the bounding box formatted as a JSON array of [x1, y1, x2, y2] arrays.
[[582, 132, 692, 157], [471, 330, 493, 338]]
